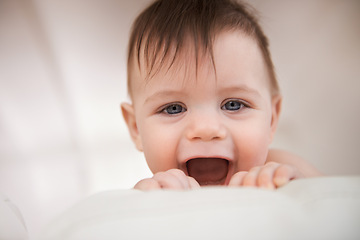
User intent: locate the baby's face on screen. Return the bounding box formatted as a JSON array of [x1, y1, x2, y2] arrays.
[[124, 31, 281, 185]]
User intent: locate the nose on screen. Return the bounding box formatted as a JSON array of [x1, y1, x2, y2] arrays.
[[185, 111, 227, 141]]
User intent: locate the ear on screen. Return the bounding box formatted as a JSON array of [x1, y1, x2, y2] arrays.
[[121, 103, 143, 151], [269, 94, 282, 143]]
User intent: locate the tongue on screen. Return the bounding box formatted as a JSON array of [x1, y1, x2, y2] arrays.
[[186, 158, 229, 186]]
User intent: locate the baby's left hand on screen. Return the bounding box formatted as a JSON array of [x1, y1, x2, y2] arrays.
[[228, 162, 303, 189]]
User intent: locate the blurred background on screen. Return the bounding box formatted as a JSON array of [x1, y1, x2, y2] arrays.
[[0, 0, 359, 238]]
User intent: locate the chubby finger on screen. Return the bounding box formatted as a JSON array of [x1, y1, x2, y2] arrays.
[[152, 171, 186, 189], [228, 171, 248, 186], [166, 169, 200, 189], [187, 176, 201, 189], [134, 178, 161, 191], [242, 166, 262, 187], [273, 164, 303, 187], [166, 169, 191, 189], [257, 162, 280, 189]]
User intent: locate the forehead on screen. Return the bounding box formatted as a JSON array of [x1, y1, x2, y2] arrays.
[[128, 30, 270, 99]]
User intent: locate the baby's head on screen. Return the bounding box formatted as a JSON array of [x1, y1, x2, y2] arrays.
[[122, 0, 282, 185]]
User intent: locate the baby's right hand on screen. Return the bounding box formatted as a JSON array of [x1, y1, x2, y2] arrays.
[[134, 169, 200, 191]]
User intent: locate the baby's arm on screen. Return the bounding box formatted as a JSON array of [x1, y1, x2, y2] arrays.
[[266, 148, 321, 177], [134, 169, 200, 191], [229, 149, 322, 189]]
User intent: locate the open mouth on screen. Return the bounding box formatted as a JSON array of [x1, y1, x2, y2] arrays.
[[186, 158, 230, 186]]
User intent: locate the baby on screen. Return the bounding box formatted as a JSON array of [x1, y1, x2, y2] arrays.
[[121, 0, 320, 190]]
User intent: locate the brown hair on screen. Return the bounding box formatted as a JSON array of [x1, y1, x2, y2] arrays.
[[127, 0, 279, 97]]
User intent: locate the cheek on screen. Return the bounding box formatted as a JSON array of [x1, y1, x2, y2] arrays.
[[232, 118, 272, 171], [139, 121, 180, 173]]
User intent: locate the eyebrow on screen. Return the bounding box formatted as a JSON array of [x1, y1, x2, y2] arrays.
[[219, 85, 262, 98], [144, 90, 186, 104]]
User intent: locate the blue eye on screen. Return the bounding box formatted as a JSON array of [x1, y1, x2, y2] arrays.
[[222, 100, 245, 111], [162, 104, 186, 115]]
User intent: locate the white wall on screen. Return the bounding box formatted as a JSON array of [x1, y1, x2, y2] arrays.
[[0, 0, 359, 238]]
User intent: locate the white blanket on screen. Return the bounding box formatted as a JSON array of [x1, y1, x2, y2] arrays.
[[24, 177, 360, 239], [0, 194, 28, 240]]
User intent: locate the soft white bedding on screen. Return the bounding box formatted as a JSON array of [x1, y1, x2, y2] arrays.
[[2, 176, 359, 240], [35, 176, 360, 240], [0, 194, 28, 240]]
